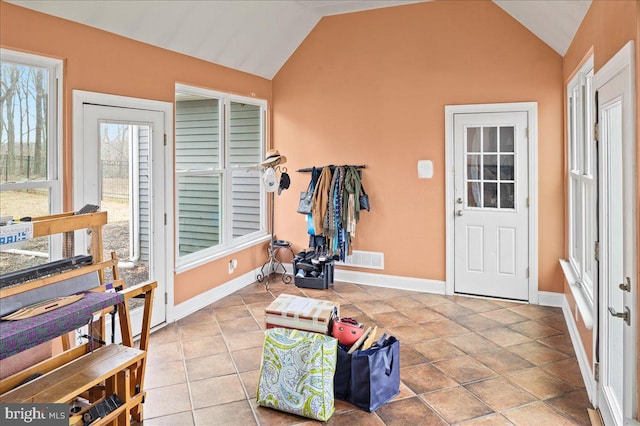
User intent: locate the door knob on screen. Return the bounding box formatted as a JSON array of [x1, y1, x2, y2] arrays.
[[608, 306, 630, 326], [619, 277, 631, 292], [456, 198, 463, 204], [456, 210, 463, 217]]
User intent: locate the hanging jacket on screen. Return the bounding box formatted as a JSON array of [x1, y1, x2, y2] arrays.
[[312, 166, 332, 236]]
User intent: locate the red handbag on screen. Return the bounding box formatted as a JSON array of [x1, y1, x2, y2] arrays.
[[332, 318, 364, 346]]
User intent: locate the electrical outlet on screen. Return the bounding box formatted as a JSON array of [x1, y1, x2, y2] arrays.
[[228, 259, 238, 274]]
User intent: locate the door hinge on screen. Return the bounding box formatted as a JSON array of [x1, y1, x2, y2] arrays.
[[164, 133, 167, 146], [525, 127, 529, 139], [594, 241, 600, 262], [594, 122, 599, 140], [526, 267, 529, 278], [594, 362, 600, 382], [164, 213, 167, 225], [526, 197, 530, 207], [164, 293, 168, 304]]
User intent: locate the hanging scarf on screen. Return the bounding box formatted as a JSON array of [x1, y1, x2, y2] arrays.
[[343, 166, 362, 225]]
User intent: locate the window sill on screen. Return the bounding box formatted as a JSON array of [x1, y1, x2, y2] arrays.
[[559, 259, 594, 330], [175, 233, 271, 275]]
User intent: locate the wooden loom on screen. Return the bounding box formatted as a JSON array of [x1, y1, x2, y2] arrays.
[[0, 211, 157, 425]]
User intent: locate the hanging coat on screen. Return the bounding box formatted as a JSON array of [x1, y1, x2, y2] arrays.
[[312, 166, 332, 236]]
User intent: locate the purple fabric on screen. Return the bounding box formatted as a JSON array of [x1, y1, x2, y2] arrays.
[[0, 292, 124, 360]]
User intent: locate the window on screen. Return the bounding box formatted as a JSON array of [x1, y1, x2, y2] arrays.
[[465, 125, 516, 209], [567, 57, 595, 304], [0, 50, 62, 273], [175, 84, 266, 269]]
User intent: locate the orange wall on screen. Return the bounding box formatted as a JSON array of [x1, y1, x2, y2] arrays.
[[562, 0, 639, 372], [0, 1, 272, 305], [273, 1, 564, 290]]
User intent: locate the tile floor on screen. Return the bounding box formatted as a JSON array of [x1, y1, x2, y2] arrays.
[[139, 279, 592, 425]]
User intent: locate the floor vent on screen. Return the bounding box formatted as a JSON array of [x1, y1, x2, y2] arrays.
[[336, 250, 384, 270]]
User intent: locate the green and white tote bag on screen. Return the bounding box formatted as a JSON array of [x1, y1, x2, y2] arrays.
[[257, 327, 337, 421]]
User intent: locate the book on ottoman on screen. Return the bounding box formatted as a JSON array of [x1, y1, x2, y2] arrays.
[[265, 294, 338, 335]]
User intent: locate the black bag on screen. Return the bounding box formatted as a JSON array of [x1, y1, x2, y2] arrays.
[[334, 334, 400, 412], [359, 184, 370, 212], [334, 347, 352, 400]]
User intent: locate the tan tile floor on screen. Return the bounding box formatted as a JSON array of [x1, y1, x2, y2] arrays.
[[138, 280, 592, 425]]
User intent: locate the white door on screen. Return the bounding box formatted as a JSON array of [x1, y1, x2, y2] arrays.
[[74, 101, 168, 333], [453, 112, 529, 300], [595, 42, 637, 426]]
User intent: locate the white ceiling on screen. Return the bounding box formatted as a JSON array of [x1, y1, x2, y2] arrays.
[[9, 0, 591, 79], [493, 0, 591, 56]]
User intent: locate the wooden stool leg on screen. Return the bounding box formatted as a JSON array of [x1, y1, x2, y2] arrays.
[[116, 368, 131, 426]]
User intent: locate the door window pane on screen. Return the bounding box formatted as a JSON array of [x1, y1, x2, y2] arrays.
[[467, 154, 481, 180], [500, 183, 515, 209], [467, 127, 481, 152], [467, 182, 481, 207], [483, 155, 497, 180], [98, 122, 150, 287], [500, 127, 515, 152], [483, 127, 497, 152], [500, 155, 514, 180], [483, 183, 498, 208]]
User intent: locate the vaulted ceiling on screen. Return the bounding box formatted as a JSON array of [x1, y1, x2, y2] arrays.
[[8, 0, 592, 79]]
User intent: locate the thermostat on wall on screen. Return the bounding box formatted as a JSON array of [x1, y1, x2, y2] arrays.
[[417, 160, 433, 179]]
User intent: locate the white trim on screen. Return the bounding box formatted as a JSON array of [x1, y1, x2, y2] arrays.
[[72, 90, 175, 325], [562, 294, 597, 404], [335, 269, 445, 294], [174, 233, 271, 274], [172, 267, 259, 321], [559, 259, 594, 329], [444, 102, 539, 302], [538, 291, 565, 308], [594, 42, 635, 88]]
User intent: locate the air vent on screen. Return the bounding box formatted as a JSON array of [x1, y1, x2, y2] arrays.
[[336, 250, 384, 270]]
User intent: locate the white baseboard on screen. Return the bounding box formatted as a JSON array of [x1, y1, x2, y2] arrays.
[[562, 294, 596, 403], [171, 268, 259, 321], [538, 291, 565, 307], [335, 268, 445, 294]]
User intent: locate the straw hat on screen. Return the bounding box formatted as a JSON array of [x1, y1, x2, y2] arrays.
[[261, 149, 287, 167]]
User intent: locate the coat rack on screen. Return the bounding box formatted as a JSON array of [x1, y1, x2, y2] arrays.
[[256, 151, 293, 290], [297, 165, 366, 173]]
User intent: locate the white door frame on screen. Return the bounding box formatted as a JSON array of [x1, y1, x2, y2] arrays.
[[445, 102, 539, 302], [72, 90, 175, 323], [593, 40, 637, 426]]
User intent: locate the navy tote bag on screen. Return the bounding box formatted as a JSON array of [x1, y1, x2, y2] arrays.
[[346, 335, 400, 412]]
